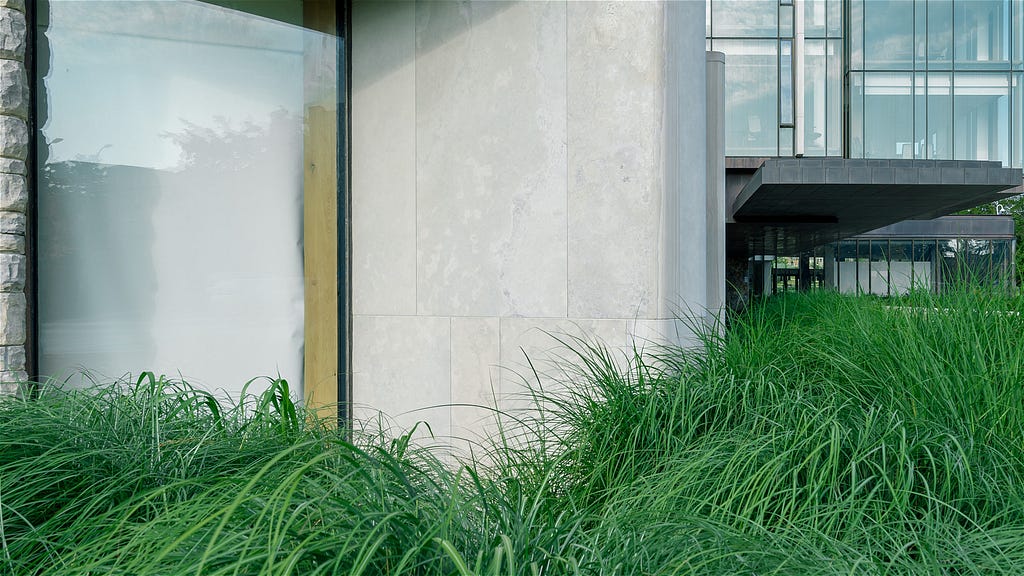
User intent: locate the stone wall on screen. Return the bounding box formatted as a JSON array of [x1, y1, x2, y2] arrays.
[[350, 1, 708, 442], [0, 0, 28, 394]]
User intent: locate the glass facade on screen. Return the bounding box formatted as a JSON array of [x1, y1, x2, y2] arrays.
[[710, 0, 1024, 166], [848, 0, 1024, 167], [829, 238, 1014, 295], [36, 1, 341, 397], [708, 0, 843, 156]]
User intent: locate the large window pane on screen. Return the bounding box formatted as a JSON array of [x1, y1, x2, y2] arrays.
[[780, 40, 794, 126], [928, 0, 953, 69], [953, 73, 1010, 163], [826, 39, 842, 155], [864, 0, 914, 70], [36, 1, 337, 395], [915, 73, 926, 158], [804, 39, 826, 155], [780, 4, 793, 38], [927, 73, 953, 159], [826, 0, 842, 37], [718, 39, 778, 156], [1014, 73, 1023, 168], [712, 0, 777, 38], [863, 73, 913, 158], [850, 0, 863, 69], [955, 0, 1011, 68], [805, 0, 826, 37], [1015, 0, 1023, 68], [850, 72, 865, 157]]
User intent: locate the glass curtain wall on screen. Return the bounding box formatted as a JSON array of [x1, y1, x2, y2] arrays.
[[830, 237, 1013, 295], [707, 0, 843, 156], [848, 0, 1024, 167], [36, 1, 341, 400]]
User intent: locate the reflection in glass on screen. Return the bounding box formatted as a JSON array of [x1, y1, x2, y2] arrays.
[[915, 74, 926, 159], [804, 39, 825, 155], [863, 73, 913, 158], [826, 39, 842, 155], [863, 0, 914, 69], [850, 72, 864, 157], [805, 0, 825, 37], [780, 126, 794, 156], [849, 0, 863, 69], [712, 0, 778, 38], [1015, 0, 1023, 68], [37, 0, 335, 396], [954, 0, 1010, 67], [780, 40, 794, 126], [1014, 73, 1023, 168], [928, 0, 953, 68], [717, 39, 778, 156], [953, 73, 1010, 163], [928, 73, 953, 159], [780, 4, 793, 38], [826, 0, 841, 37]]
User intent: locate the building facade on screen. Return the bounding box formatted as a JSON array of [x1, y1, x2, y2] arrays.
[[0, 1, 1021, 441]]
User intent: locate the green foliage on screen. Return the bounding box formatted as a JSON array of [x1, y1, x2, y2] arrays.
[[959, 194, 1024, 286], [4, 290, 1024, 574]]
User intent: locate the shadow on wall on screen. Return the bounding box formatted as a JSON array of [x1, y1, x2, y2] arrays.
[[352, 0, 512, 93]]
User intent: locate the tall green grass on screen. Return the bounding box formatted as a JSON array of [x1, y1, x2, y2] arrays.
[[3, 289, 1024, 574]]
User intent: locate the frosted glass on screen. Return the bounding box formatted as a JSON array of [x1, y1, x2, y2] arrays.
[[37, 1, 329, 399]]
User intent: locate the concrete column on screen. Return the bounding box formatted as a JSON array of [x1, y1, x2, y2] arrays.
[[666, 0, 707, 333], [706, 51, 725, 329], [0, 0, 28, 395]]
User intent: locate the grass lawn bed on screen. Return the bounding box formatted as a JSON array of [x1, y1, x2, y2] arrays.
[[3, 289, 1024, 575]]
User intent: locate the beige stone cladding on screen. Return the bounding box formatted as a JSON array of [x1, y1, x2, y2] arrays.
[[0, 0, 27, 395], [350, 1, 709, 448]]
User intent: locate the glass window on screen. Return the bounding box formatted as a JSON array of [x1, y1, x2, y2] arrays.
[[955, 0, 1011, 68], [826, 0, 842, 38], [780, 126, 794, 156], [849, 0, 864, 69], [804, 39, 826, 155], [1013, 73, 1022, 168], [863, 73, 914, 158], [36, 0, 339, 396], [712, 0, 778, 38], [718, 39, 779, 156], [805, 0, 826, 37], [888, 240, 917, 295], [992, 239, 1013, 285], [706, 0, 712, 37], [1014, 0, 1023, 68], [928, 0, 953, 69], [826, 39, 842, 155], [953, 73, 1010, 163], [780, 40, 794, 126], [780, 4, 793, 38], [914, 0, 926, 67], [928, 73, 953, 159], [915, 73, 926, 158], [850, 72, 865, 157], [864, 0, 914, 70]]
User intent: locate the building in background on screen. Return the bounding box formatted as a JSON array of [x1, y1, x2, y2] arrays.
[[0, 1, 1020, 440], [709, 0, 1023, 302]]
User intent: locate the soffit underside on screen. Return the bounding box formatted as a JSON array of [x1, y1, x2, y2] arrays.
[[728, 158, 1022, 256]]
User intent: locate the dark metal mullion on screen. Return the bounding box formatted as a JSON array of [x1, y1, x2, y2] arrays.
[[26, 0, 38, 392], [337, 0, 352, 430]]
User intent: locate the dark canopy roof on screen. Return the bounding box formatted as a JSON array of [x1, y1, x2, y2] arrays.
[[728, 158, 1022, 256]]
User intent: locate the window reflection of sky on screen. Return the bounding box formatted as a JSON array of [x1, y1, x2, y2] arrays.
[[40, 1, 304, 170]]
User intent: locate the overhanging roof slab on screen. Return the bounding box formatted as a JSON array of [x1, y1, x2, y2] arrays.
[[730, 158, 1022, 255]]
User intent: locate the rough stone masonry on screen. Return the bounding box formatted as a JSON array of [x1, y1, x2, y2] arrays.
[[0, 0, 28, 395]]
